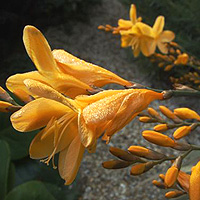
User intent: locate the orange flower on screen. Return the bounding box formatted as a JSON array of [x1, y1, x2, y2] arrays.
[[7, 25, 132, 99], [10, 79, 164, 184], [189, 161, 200, 199]]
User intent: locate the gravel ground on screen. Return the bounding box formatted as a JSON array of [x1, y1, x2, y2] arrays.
[[43, 0, 200, 199]]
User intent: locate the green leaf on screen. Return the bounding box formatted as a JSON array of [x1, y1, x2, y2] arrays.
[[0, 140, 11, 200], [0, 126, 37, 160], [5, 181, 56, 200]]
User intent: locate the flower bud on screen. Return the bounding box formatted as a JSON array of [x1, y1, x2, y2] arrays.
[[159, 174, 165, 181], [109, 146, 140, 162], [189, 161, 200, 199], [165, 190, 185, 198], [165, 166, 179, 187], [148, 107, 163, 120], [128, 145, 165, 160], [152, 180, 166, 189], [174, 53, 189, 65], [154, 124, 168, 132], [102, 160, 131, 169], [173, 126, 191, 139], [174, 108, 200, 121], [164, 64, 174, 71], [139, 116, 156, 123], [130, 162, 154, 175], [165, 157, 182, 187], [159, 106, 182, 123], [142, 130, 175, 147]]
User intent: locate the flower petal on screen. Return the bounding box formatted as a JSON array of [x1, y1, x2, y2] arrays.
[[23, 25, 58, 76], [11, 98, 70, 132], [52, 49, 132, 87], [160, 30, 175, 43], [140, 38, 155, 56], [58, 135, 85, 185], [130, 4, 137, 24], [118, 19, 132, 28], [157, 42, 168, 54], [30, 114, 77, 159], [153, 16, 165, 35], [6, 71, 51, 96]]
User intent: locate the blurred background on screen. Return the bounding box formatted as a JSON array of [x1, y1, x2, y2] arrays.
[[0, 0, 200, 199]]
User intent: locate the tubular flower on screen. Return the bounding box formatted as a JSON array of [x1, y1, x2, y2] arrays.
[[120, 22, 155, 57], [10, 79, 163, 184], [151, 16, 175, 54], [189, 161, 200, 199], [6, 25, 132, 99]]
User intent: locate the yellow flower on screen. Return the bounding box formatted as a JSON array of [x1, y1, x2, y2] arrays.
[[151, 16, 175, 54], [120, 22, 155, 57], [117, 4, 142, 32], [7, 25, 132, 99], [10, 79, 164, 184], [189, 161, 200, 199]]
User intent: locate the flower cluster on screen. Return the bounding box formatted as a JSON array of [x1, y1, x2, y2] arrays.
[[98, 4, 175, 57], [0, 25, 166, 185], [103, 105, 200, 199]]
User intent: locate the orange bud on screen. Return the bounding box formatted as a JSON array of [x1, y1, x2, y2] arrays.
[[98, 25, 105, 30], [176, 49, 181, 55], [164, 64, 174, 71], [174, 108, 200, 121], [0, 86, 15, 103], [139, 116, 156, 123], [189, 161, 200, 199], [128, 145, 165, 160], [173, 126, 191, 140], [109, 147, 140, 162], [174, 53, 189, 65], [165, 190, 185, 198], [158, 62, 165, 68], [130, 162, 154, 175], [147, 107, 162, 119], [154, 124, 168, 132], [159, 106, 182, 123], [165, 166, 179, 187], [152, 180, 166, 189], [102, 160, 131, 169], [159, 174, 165, 181], [142, 130, 175, 147]]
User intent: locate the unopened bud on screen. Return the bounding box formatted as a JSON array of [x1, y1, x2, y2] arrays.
[[109, 146, 140, 162], [159, 106, 182, 123], [159, 174, 165, 181], [173, 126, 192, 140], [102, 160, 131, 169], [165, 190, 185, 198], [130, 162, 154, 175], [139, 116, 157, 123], [152, 180, 166, 189], [0, 101, 21, 113], [164, 64, 174, 71], [142, 130, 175, 147], [128, 146, 165, 160], [154, 124, 168, 132], [165, 166, 179, 187], [174, 107, 200, 121]]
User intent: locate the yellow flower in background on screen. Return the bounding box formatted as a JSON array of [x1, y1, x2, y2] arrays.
[[7, 25, 132, 99], [120, 22, 155, 57], [117, 4, 142, 33], [151, 16, 175, 54], [10, 79, 163, 184]]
